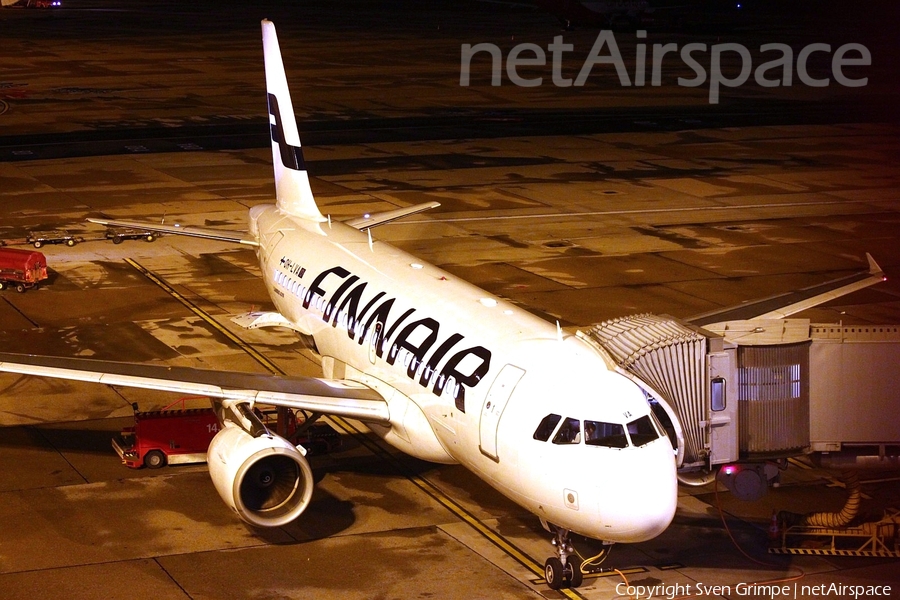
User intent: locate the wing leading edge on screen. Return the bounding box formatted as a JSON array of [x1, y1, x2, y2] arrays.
[[688, 253, 887, 327], [0, 352, 389, 424]]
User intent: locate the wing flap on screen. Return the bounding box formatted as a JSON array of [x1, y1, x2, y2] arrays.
[[0, 352, 389, 424], [87, 218, 259, 247]]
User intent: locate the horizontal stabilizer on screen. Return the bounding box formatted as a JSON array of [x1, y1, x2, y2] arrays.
[[87, 217, 258, 247], [0, 352, 389, 424], [689, 253, 887, 326], [344, 201, 441, 230]]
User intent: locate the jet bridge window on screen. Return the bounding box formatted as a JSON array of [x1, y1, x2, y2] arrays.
[[533, 413, 561, 442], [626, 415, 659, 447], [552, 417, 581, 445], [584, 421, 628, 448], [711, 377, 726, 412]]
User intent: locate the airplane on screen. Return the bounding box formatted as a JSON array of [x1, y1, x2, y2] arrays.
[[0, 20, 677, 590], [0, 19, 883, 591]]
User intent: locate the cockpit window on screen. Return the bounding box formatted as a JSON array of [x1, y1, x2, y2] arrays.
[[626, 415, 659, 447], [552, 417, 581, 445], [584, 421, 628, 448], [533, 413, 561, 442]]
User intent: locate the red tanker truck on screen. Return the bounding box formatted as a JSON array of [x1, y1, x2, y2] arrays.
[[0, 248, 48, 293], [113, 401, 342, 469]]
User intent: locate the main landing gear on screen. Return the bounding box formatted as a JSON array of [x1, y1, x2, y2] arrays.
[[544, 527, 583, 590]]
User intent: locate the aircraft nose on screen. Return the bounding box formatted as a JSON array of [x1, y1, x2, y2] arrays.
[[600, 442, 677, 541]]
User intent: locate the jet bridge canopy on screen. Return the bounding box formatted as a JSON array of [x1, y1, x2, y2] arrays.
[[579, 314, 711, 469]]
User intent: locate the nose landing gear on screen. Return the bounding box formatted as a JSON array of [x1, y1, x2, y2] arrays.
[[545, 527, 583, 590]]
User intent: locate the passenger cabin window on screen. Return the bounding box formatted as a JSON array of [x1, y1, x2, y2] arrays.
[[552, 417, 581, 445], [584, 421, 628, 448], [533, 413, 561, 442], [626, 415, 659, 447]]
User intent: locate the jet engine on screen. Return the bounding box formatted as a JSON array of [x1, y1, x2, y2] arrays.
[[207, 424, 314, 528]]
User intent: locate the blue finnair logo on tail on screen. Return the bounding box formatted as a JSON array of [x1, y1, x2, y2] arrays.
[[267, 93, 305, 171]]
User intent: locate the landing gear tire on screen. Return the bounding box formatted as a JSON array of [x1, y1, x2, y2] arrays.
[[545, 557, 565, 590], [545, 525, 584, 589], [144, 450, 166, 469], [566, 555, 583, 588]]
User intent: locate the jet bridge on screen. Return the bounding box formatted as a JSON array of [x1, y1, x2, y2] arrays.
[[579, 313, 900, 500], [579, 314, 740, 478]]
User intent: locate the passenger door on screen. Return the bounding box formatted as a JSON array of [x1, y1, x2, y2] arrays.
[[478, 364, 525, 462], [708, 351, 738, 464]]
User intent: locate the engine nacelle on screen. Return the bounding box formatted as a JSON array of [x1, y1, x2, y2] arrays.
[[207, 424, 314, 528]]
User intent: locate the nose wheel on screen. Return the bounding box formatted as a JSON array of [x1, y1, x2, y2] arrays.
[[544, 527, 583, 590]]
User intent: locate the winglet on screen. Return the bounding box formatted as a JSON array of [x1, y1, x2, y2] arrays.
[[867, 252, 886, 280], [262, 20, 325, 222]]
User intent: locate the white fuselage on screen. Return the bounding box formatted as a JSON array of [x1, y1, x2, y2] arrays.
[[250, 204, 677, 543]]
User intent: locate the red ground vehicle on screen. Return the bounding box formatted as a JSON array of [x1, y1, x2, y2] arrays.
[[113, 405, 219, 468], [1, 1, 61, 9], [0, 248, 48, 293], [113, 402, 341, 469]]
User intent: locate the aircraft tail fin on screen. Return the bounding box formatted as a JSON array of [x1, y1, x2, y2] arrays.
[[262, 20, 325, 222]]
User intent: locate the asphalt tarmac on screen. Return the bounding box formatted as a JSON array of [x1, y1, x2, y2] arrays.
[[0, 1, 898, 599]]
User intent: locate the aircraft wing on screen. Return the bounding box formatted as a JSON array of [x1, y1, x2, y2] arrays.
[[0, 352, 389, 424], [86, 217, 259, 247], [688, 253, 887, 327], [344, 201, 440, 230]]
